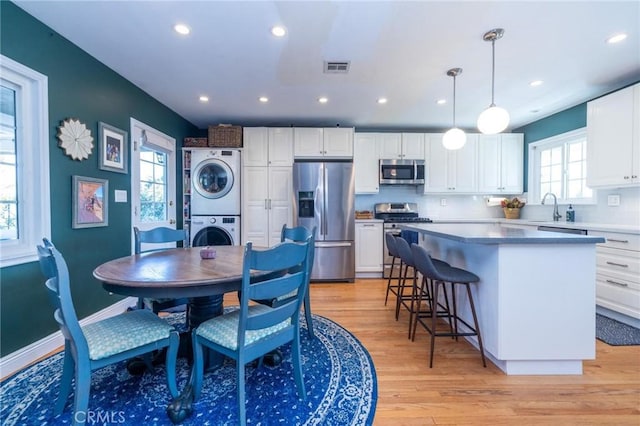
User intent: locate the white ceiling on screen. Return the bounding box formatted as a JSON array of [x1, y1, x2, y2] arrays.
[[14, 1, 640, 131]]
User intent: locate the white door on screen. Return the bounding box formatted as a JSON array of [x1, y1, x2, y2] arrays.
[[130, 118, 177, 253]]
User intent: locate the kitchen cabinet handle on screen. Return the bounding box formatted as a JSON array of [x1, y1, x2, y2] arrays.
[[264, 199, 268, 209], [607, 238, 629, 244], [268, 199, 272, 209], [363, 224, 376, 227], [606, 279, 629, 287], [606, 261, 629, 268]]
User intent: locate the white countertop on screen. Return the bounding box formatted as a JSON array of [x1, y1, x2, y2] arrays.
[[400, 222, 606, 244], [429, 218, 640, 235]]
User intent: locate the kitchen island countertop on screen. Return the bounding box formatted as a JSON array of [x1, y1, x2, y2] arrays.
[[400, 222, 605, 244]]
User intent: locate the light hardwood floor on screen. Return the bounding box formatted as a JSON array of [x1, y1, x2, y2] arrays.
[[299, 278, 640, 425]]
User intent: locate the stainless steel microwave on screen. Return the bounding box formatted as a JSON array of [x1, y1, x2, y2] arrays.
[[379, 159, 425, 185]]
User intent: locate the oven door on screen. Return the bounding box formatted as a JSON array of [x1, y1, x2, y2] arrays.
[[382, 227, 402, 278]]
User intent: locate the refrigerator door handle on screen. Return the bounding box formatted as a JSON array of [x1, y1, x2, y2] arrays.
[[315, 241, 353, 248], [323, 164, 328, 236]]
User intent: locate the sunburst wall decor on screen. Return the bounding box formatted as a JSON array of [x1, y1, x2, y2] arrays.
[[57, 118, 93, 160]]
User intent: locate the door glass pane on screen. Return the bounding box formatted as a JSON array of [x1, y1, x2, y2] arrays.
[[0, 85, 18, 241], [139, 147, 167, 222]]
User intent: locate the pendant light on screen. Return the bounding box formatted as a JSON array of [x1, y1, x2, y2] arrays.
[[442, 68, 466, 150], [477, 28, 510, 134]]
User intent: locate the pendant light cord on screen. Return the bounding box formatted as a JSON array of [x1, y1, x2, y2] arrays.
[[452, 74, 457, 127], [490, 39, 496, 106]]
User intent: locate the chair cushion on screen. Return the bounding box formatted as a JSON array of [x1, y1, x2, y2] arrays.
[[195, 304, 291, 350], [82, 310, 174, 361]]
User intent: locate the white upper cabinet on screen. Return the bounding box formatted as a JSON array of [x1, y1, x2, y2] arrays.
[[354, 133, 380, 194], [243, 127, 293, 167], [400, 133, 426, 159], [477, 133, 524, 194], [294, 127, 353, 159], [378, 133, 424, 160], [323, 127, 354, 158], [377, 133, 402, 159], [587, 83, 640, 188], [424, 133, 478, 193]]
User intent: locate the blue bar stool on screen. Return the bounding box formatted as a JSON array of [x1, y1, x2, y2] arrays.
[[394, 236, 419, 329], [411, 243, 487, 368], [396, 235, 452, 338], [384, 232, 402, 307]]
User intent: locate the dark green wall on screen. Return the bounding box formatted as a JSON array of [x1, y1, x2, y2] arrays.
[[0, 2, 199, 356], [514, 104, 587, 192]]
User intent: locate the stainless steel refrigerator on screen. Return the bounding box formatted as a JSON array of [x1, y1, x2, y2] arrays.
[[293, 160, 355, 282]]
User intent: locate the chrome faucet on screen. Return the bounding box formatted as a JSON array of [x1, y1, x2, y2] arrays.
[[541, 192, 562, 221]]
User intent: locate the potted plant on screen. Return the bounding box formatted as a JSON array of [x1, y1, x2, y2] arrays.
[[501, 197, 525, 219]]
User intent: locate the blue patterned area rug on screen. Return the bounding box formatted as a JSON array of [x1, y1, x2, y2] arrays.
[[1, 315, 377, 425], [596, 313, 640, 346]]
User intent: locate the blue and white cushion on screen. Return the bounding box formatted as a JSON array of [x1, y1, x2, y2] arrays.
[[196, 304, 291, 350], [82, 310, 174, 360]]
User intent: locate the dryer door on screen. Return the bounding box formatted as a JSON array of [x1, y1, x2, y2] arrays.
[[192, 159, 234, 199], [192, 226, 233, 247]]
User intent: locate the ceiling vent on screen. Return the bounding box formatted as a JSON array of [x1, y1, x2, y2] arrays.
[[324, 61, 350, 74]]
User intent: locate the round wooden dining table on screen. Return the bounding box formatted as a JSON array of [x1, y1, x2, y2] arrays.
[[93, 245, 271, 327]]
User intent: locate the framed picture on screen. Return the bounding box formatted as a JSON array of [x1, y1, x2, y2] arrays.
[[72, 175, 109, 228], [98, 122, 128, 174]]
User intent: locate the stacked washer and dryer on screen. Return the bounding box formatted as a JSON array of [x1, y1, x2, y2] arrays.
[[189, 149, 241, 247]]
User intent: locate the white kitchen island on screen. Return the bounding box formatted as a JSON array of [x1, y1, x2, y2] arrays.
[[401, 222, 605, 375]]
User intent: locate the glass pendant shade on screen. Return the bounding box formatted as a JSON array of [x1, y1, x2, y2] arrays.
[[477, 28, 509, 135], [442, 67, 466, 150], [442, 127, 466, 150], [477, 105, 510, 134]]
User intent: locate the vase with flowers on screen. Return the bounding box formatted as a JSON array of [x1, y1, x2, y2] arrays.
[[501, 197, 525, 219]]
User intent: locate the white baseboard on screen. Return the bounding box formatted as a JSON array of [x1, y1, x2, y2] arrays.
[[0, 297, 137, 381]]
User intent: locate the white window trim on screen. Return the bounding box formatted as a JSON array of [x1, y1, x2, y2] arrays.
[[0, 55, 50, 268], [527, 127, 596, 206]]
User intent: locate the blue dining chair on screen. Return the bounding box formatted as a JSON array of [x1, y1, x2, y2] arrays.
[[134, 226, 190, 327], [191, 239, 312, 426], [37, 239, 180, 425]]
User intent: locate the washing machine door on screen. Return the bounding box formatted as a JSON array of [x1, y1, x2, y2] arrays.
[[192, 226, 233, 247], [192, 159, 234, 199]]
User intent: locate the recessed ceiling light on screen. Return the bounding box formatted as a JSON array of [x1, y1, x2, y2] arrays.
[[377, 98, 388, 104], [529, 80, 544, 87], [606, 33, 627, 44], [259, 96, 269, 103], [437, 99, 447, 105], [174, 24, 191, 35], [199, 96, 209, 102], [271, 26, 286, 37], [318, 97, 328, 104]]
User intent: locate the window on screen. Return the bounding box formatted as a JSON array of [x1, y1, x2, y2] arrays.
[[528, 128, 594, 205], [0, 56, 50, 268], [139, 145, 168, 222]]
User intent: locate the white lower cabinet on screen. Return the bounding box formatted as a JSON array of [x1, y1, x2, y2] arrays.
[[590, 230, 640, 320], [355, 221, 383, 274], [242, 166, 293, 247]]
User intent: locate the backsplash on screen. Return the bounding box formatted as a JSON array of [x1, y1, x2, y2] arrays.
[[356, 186, 640, 226]]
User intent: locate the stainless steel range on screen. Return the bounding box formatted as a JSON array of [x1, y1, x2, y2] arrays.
[[375, 202, 432, 278]]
